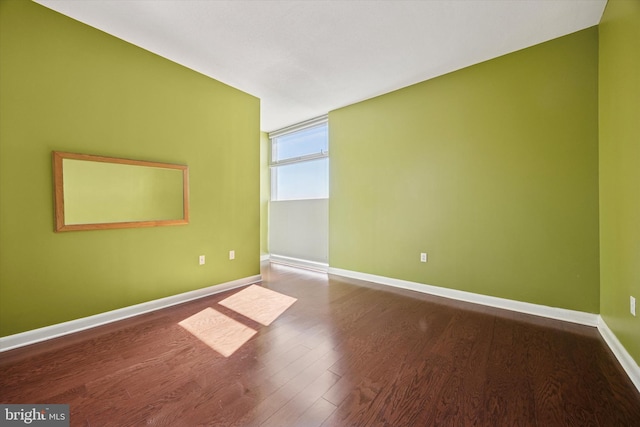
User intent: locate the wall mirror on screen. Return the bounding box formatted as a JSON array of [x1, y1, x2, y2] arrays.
[[53, 151, 189, 232]]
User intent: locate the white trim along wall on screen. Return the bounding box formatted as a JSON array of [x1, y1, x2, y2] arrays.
[[0, 274, 261, 352], [2, 264, 638, 394], [327, 267, 640, 394]]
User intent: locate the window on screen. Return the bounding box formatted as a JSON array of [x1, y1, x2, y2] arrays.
[[270, 116, 328, 201]]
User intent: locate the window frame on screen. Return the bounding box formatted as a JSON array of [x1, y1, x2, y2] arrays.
[[269, 116, 329, 201]]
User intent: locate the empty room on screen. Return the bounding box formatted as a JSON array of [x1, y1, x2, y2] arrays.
[[1, 0, 639, 425]]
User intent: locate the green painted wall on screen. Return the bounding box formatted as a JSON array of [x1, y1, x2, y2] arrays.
[[260, 131, 270, 255], [329, 28, 600, 313], [0, 0, 260, 336], [599, 0, 640, 364]]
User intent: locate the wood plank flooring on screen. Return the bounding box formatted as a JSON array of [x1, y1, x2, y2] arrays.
[[1, 263, 639, 426]]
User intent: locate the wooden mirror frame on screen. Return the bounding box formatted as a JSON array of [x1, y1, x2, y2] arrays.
[[53, 151, 189, 232]]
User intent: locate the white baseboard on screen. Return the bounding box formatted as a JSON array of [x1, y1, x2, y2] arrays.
[[270, 254, 328, 273], [328, 267, 640, 393], [328, 267, 598, 326], [0, 274, 262, 352], [597, 317, 640, 392], [260, 254, 270, 262], [3, 265, 639, 394]]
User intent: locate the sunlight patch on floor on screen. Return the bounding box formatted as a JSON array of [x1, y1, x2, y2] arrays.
[[179, 285, 297, 357], [178, 307, 256, 357], [219, 284, 297, 326]]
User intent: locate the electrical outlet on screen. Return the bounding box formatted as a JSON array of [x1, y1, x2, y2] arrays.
[[199, 255, 205, 265], [229, 250, 235, 260], [420, 253, 427, 263], [631, 296, 636, 317]]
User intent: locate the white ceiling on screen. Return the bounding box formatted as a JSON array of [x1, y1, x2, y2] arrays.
[[35, 0, 606, 132]]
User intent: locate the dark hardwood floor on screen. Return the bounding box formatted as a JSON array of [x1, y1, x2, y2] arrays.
[[1, 263, 639, 426]]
